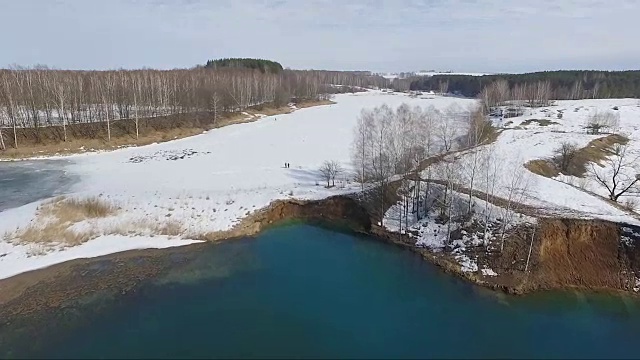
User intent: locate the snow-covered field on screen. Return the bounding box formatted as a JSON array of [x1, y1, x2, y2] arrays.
[[4, 90, 639, 281], [488, 99, 640, 223], [0, 90, 476, 280], [379, 71, 490, 80]]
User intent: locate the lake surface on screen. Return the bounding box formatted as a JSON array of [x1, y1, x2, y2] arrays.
[[0, 160, 76, 212], [2, 224, 640, 359]]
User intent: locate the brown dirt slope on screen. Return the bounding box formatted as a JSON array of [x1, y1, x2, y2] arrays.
[[524, 218, 637, 292]]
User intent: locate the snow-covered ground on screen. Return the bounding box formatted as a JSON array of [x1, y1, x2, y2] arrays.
[[482, 99, 640, 224], [379, 98, 640, 274], [379, 71, 491, 80], [383, 182, 535, 274], [426, 99, 640, 225], [0, 90, 476, 280]]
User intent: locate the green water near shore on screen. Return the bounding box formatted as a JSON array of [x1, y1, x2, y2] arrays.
[[2, 224, 640, 359]]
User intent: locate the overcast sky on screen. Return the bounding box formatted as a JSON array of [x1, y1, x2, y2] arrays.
[[1, 0, 638, 73]]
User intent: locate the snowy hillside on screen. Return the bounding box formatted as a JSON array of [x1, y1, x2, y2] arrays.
[[379, 97, 640, 275], [432, 98, 640, 224], [0, 91, 476, 280]]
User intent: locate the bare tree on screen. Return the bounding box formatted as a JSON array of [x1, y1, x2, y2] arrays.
[[438, 107, 458, 152], [585, 110, 620, 135], [410, 105, 430, 219], [437, 159, 462, 243], [553, 141, 579, 173], [500, 156, 530, 252], [318, 160, 343, 188], [0, 125, 5, 151], [53, 76, 68, 142], [352, 108, 375, 192], [133, 74, 141, 140], [481, 145, 501, 246], [589, 143, 640, 202], [494, 79, 510, 106], [438, 80, 449, 95], [1, 74, 18, 148], [371, 105, 395, 226], [397, 179, 413, 233], [330, 160, 342, 187], [524, 224, 537, 272], [319, 161, 333, 188]]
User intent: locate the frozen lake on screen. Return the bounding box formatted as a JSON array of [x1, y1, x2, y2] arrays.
[[0, 160, 77, 212]]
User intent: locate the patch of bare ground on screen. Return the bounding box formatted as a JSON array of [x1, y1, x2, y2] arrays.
[[3, 196, 116, 248], [189, 196, 371, 242], [293, 99, 335, 109], [520, 118, 559, 127], [525, 133, 629, 178], [0, 99, 335, 160]]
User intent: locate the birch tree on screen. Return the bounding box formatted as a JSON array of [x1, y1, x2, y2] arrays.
[[53, 75, 67, 142], [481, 145, 501, 246], [499, 157, 530, 252], [352, 108, 375, 192], [1, 75, 18, 148], [463, 106, 489, 213], [371, 104, 395, 226]]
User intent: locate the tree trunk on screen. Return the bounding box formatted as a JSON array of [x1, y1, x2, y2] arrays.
[[62, 114, 67, 142], [525, 226, 536, 272], [0, 127, 5, 150], [134, 92, 139, 140], [106, 106, 111, 142], [13, 123, 17, 149]]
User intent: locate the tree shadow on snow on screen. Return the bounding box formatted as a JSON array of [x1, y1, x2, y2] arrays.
[[286, 168, 323, 184]]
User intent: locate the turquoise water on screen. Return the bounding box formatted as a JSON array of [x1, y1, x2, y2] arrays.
[[6, 224, 640, 358]]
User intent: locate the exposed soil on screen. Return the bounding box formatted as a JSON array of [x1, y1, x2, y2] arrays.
[[2, 190, 639, 324], [524, 133, 629, 178], [520, 119, 560, 127]]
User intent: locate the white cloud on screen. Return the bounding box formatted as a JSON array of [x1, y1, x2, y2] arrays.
[[0, 0, 637, 73]]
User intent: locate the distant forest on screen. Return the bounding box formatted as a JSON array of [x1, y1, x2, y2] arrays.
[[408, 71, 640, 99], [0, 60, 389, 149], [204, 58, 284, 74]]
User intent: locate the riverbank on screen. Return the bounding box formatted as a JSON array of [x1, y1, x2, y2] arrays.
[[2, 89, 638, 320], [4, 223, 640, 359], [1, 193, 639, 321], [0, 99, 335, 160]]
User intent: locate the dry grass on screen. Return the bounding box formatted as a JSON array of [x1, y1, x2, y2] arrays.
[[525, 134, 630, 178], [105, 219, 184, 238], [0, 127, 204, 159], [294, 99, 335, 109], [4, 196, 192, 249], [60, 197, 115, 218], [622, 198, 639, 212], [521, 119, 560, 127], [524, 159, 560, 178], [6, 196, 117, 247]]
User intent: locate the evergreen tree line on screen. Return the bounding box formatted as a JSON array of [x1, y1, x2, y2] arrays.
[[0, 66, 389, 147], [408, 70, 640, 100], [204, 58, 284, 74]]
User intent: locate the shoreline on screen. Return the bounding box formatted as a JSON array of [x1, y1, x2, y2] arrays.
[[0, 99, 336, 161], [1, 194, 638, 319]]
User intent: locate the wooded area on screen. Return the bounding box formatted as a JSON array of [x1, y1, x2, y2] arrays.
[[408, 71, 640, 100], [0, 65, 389, 149], [204, 58, 284, 73]]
